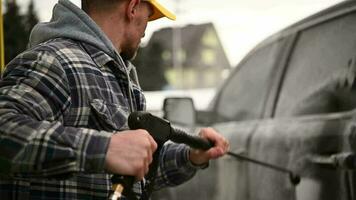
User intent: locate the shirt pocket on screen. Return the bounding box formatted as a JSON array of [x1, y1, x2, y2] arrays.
[[89, 99, 129, 131]]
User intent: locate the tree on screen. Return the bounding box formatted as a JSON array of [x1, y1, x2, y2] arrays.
[[133, 42, 169, 91], [24, 0, 39, 36], [4, 0, 27, 64], [3, 0, 38, 64]]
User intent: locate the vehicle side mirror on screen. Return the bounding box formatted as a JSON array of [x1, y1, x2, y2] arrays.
[[163, 97, 196, 126]]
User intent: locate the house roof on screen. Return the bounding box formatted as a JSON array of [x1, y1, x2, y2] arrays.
[[148, 22, 213, 51], [146, 22, 231, 69]]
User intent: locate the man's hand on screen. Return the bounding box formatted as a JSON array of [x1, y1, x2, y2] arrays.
[[189, 128, 229, 166], [105, 130, 158, 180]]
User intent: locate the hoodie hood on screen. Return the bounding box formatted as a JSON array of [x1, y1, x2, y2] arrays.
[[29, 0, 118, 58]]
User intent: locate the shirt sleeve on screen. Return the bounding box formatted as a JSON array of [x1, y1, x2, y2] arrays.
[[0, 49, 112, 178], [153, 142, 204, 190]]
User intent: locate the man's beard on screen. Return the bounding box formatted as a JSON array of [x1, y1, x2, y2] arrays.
[[121, 48, 138, 61]]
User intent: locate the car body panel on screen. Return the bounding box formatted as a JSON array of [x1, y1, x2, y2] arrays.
[[214, 111, 354, 200]]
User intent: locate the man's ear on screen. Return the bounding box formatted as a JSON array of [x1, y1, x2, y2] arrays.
[[126, 0, 141, 21]]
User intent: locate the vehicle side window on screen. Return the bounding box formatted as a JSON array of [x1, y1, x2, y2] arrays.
[[214, 40, 284, 121], [275, 12, 356, 117]]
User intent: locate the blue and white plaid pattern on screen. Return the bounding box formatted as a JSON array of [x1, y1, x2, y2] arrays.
[[0, 38, 197, 199]]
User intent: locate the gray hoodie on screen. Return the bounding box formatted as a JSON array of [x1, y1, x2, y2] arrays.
[[29, 0, 117, 58], [29, 0, 140, 111]]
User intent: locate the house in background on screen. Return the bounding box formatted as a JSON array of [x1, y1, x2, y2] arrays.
[[133, 22, 231, 91]]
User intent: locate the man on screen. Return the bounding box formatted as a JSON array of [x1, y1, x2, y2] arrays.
[[0, 0, 229, 199]]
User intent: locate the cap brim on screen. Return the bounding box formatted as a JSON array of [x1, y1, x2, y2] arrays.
[[147, 0, 176, 21]]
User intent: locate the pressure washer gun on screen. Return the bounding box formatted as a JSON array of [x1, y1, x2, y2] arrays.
[[109, 111, 302, 200], [109, 111, 214, 200]]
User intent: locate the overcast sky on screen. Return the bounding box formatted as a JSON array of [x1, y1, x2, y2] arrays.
[[16, 0, 345, 66]]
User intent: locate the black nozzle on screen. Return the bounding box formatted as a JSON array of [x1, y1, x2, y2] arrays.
[[289, 172, 301, 186]]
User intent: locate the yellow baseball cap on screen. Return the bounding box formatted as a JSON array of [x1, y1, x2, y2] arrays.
[[143, 0, 176, 21]]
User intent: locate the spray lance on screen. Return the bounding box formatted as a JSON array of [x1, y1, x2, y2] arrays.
[[109, 111, 301, 200]]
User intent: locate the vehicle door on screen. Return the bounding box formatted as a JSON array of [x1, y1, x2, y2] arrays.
[[272, 7, 356, 200]]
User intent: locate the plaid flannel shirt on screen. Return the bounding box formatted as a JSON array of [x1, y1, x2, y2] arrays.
[[0, 38, 197, 199]]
